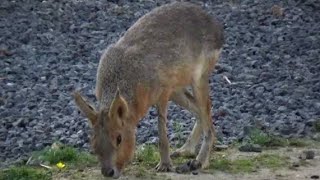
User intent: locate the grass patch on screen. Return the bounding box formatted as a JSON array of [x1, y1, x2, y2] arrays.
[[124, 164, 160, 179], [0, 166, 51, 180], [173, 121, 184, 148], [172, 156, 188, 165], [210, 154, 255, 173], [33, 143, 97, 168], [133, 166, 148, 178], [135, 144, 160, 167], [254, 154, 288, 169], [247, 129, 312, 148], [287, 138, 309, 147], [209, 153, 289, 173], [0, 143, 97, 180], [249, 129, 272, 146], [210, 156, 231, 171]]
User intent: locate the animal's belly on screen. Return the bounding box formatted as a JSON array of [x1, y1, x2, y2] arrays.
[[157, 62, 202, 88]]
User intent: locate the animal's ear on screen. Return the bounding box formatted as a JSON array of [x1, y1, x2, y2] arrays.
[[109, 88, 129, 120], [73, 91, 97, 126]]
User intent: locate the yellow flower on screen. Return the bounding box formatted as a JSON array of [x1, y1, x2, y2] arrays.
[[56, 162, 66, 169]]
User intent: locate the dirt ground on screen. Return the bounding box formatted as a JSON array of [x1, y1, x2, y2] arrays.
[[53, 147, 320, 180]]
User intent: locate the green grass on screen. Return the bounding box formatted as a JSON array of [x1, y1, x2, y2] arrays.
[[210, 155, 255, 173], [254, 154, 288, 169], [0, 143, 98, 180], [172, 156, 188, 165], [133, 166, 148, 178], [33, 144, 97, 168], [135, 144, 160, 167], [287, 138, 309, 147], [172, 121, 184, 148], [249, 129, 272, 146], [0, 166, 51, 180], [247, 128, 311, 148], [209, 153, 289, 173]]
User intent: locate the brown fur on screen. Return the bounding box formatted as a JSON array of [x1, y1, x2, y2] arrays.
[[73, 2, 224, 178]]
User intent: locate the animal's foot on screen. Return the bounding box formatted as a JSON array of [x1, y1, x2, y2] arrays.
[[155, 161, 173, 172], [175, 159, 201, 174]]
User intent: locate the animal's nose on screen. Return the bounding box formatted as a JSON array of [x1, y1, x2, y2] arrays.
[[101, 167, 114, 177]]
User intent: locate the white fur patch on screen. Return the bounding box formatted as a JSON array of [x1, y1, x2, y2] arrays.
[[194, 61, 204, 82], [193, 48, 222, 81]]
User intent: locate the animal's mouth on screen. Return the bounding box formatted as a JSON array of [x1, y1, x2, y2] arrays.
[[113, 168, 121, 179], [101, 168, 121, 179], [101, 165, 121, 179]]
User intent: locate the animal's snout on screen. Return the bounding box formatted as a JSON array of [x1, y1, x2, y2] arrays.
[[101, 166, 121, 179], [101, 167, 114, 177]]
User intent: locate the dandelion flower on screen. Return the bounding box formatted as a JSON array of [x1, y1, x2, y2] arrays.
[[56, 162, 66, 169]]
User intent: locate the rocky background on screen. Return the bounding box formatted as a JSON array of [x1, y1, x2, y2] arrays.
[[1, 0, 319, 167]]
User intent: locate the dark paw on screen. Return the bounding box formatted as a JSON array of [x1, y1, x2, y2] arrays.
[[175, 160, 202, 174]]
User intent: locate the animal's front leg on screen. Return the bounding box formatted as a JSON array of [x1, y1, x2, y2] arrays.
[[155, 91, 173, 172]]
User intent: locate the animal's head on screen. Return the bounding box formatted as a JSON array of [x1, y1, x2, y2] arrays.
[[73, 89, 135, 179]]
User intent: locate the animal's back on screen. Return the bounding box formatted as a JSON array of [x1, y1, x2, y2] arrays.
[[96, 2, 224, 103]]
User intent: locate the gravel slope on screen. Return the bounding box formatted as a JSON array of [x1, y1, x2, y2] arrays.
[[1, 0, 319, 167]]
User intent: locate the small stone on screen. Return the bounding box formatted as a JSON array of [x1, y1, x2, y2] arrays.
[[278, 106, 287, 112], [291, 161, 300, 168], [70, 134, 78, 139], [314, 103, 320, 109], [12, 118, 24, 127], [299, 150, 315, 160]]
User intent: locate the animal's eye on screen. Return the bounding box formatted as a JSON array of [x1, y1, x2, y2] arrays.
[[116, 135, 122, 146]]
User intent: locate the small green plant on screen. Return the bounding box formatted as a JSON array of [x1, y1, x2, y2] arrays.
[[34, 143, 97, 167], [173, 121, 184, 148], [136, 144, 160, 167], [0, 166, 51, 180], [173, 121, 183, 132], [248, 129, 271, 146], [39, 146, 78, 164], [246, 129, 310, 148]]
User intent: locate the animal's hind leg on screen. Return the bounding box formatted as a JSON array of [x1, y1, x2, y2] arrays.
[[175, 75, 216, 173], [170, 88, 202, 158], [191, 75, 216, 169]]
